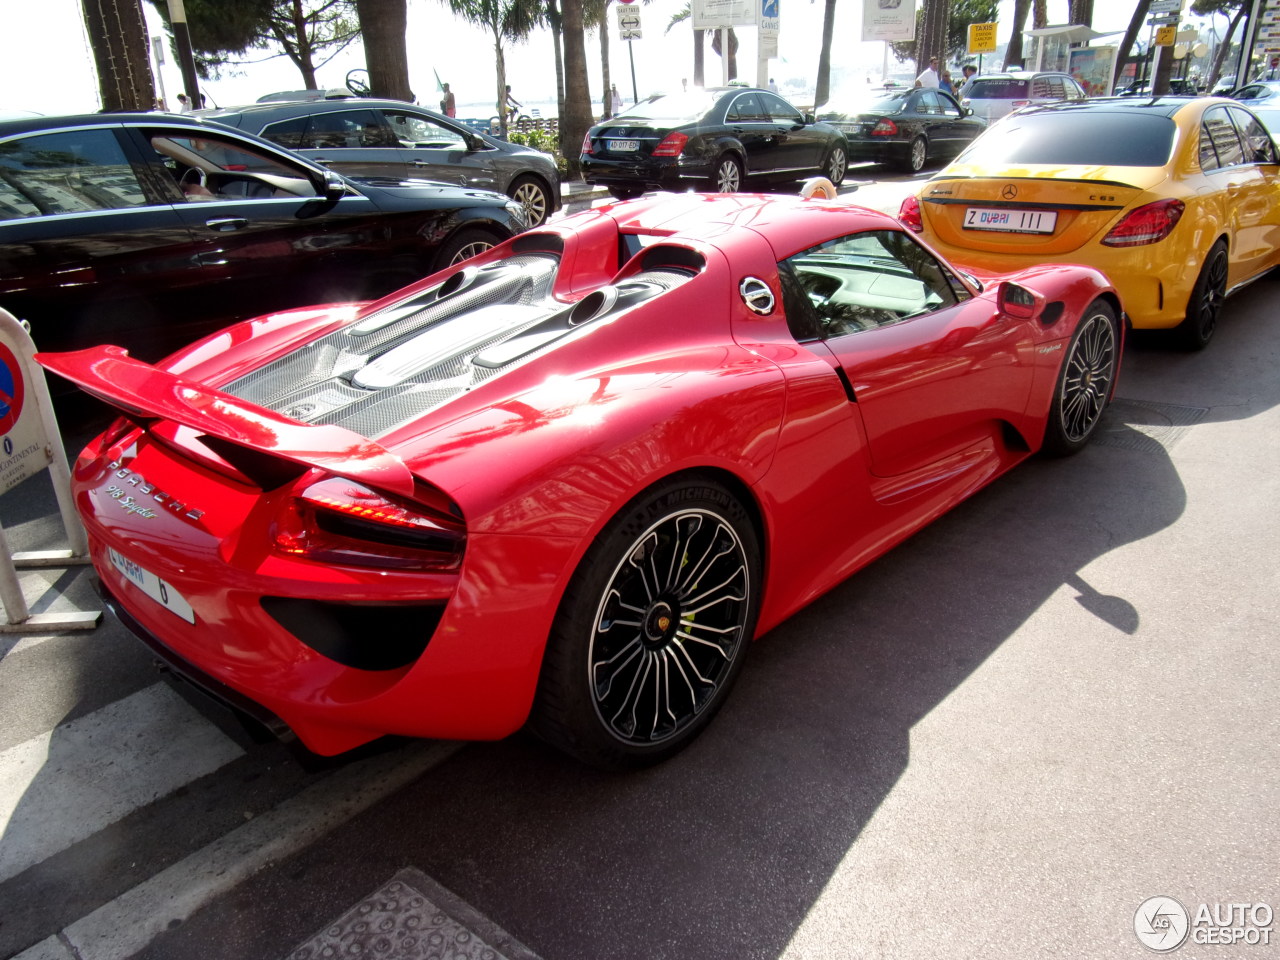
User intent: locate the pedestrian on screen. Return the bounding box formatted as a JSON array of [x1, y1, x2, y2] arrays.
[[439, 82, 456, 117], [503, 84, 522, 120], [939, 69, 954, 95], [962, 63, 978, 81], [611, 83, 621, 113], [176, 92, 192, 113], [768, 77, 779, 92], [915, 56, 940, 89]]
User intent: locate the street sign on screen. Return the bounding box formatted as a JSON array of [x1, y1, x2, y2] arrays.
[[1149, 0, 1182, 11], [1148, 14, 1179, 24], [1155, 24, 1177, 45], [615, 3, 642, 39], [968, 22, 997, 54]]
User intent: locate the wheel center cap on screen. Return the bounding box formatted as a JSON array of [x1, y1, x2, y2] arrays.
[[644, 601, 676, 645]]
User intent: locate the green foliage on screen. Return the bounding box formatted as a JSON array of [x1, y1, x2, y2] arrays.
[[509, 128, 569, 173], [890, 0, 999, 64]]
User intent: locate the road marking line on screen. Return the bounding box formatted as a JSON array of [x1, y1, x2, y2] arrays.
[[0, 682, 243, 884], [13, 740, 461, 960]]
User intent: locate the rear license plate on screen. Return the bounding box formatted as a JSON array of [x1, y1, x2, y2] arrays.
[[608, 139, 640, 152], [109, 547, 195, 624], [964, 207, 1057, 234]]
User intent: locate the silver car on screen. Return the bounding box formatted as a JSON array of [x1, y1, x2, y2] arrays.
[[958, 71, 1087, 123], [200, 97, 561, 226]]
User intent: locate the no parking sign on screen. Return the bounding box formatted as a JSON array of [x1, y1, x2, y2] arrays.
[[0, 336, 51, 494]]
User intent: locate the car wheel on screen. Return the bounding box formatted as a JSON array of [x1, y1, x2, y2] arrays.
[[709, 154, 743, 193], [508, 175, 552, 227], [1041, 299, 1119, 457], [530, 476, 761, 769], [1176, 240, 1228, 351], [608, 187, 643, 201], [433, 228, 497, 271], [824, 145, 848, 186], [901, 136, 928, 174]]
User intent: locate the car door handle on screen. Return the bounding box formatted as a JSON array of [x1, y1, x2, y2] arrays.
[[205, 218, 248, 232]]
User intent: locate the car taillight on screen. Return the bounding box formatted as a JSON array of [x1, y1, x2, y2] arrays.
[[581, 131, 594, 155], [898, 195, 923, 232], [1011, 100, 1030, 109], [273, 477, 466, 571], [871, 119, 898, 136], [651, 132, 689, 157], [1101, 199, 1185, 247]]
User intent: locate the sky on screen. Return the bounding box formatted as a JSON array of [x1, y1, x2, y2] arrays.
[[1, 0, 1224, 118]]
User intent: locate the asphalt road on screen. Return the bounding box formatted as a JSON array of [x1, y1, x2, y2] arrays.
[[1, 170, 1277, 960]]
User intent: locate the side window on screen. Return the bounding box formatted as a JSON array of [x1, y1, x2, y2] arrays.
[[1065, 78, 1085, 99], [1228, 107, 1279, 164], [779, 229, 965, 339], [918, 91, 939, 115], [260, 116, 308, 149], [299, 110, 387, 149], [1199, 122, 1220, 171], [1203, 107, 1246, 169], [937, 92, 962, 117], [0, 129, 148, 220], [148, 131, 315, 202], [1031, 78, 1053, 98], [727, 93, 765, 122], [384, 112, 467, 148], [760, 93, 802, 123]]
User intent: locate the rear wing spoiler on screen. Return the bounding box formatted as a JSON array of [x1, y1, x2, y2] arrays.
[[37, 346, 416, 498]]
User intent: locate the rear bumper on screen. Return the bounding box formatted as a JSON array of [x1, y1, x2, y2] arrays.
[[581, 155, 710, 191], [845, 139, 906, 165]]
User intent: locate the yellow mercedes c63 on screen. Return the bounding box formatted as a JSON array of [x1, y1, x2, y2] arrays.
[[899, 97, 1280, 349]]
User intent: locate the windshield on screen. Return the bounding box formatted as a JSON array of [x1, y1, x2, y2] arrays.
[[820, 93, 908, 119], [614, 91, 718, 125], [956, 111, 1177, 166], [967, 78, 1030, 99]]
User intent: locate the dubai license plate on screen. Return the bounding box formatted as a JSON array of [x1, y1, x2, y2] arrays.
[[608, 139, 640, 152], [109, 547, 195, 624], [964, 207, 1057, 234]]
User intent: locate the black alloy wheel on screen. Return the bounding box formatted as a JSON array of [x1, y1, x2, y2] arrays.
[[1042, 299, 1119, 456], [530, 477, 761, 769], [1177, 240, 1228, 351]]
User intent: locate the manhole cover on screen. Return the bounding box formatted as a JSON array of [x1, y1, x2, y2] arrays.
[[1094, 397, 1208, 453]]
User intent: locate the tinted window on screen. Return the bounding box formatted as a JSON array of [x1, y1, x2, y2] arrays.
[[819, 93, 909, 120], [297, 109, 390, 149], [0, 129, 148, 220], [938, 92, 962, 117], [779, 229, 963, 340], [918, 91, 940, 115], [967, 78, 1030, 99], [1229, 107, 1279, 163], [957, 112, 1177, 166], [760, 92, 802, 122], [726, 93, 766, 122], [260, 115, 308, 149], [1202, 107, 1245, 168], [614, 91, 720, 125]]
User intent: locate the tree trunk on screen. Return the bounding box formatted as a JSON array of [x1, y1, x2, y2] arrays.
[[81, 0, 154, 111], [495, 32, 510, 139], [355, 0, 411, 102], [1069, 0, 1093, 27], [600, 1, 611, 119], [1114, 0, 1152, 91], [917, 0, 949, 76], [562, 0, 593, 177], [1032, 0, 1047, 28], [1206, 4, 1246, 90], [1005, 0, 1030, 68], [813, 0, 838, 110], [694, 29, 704, 86], [548, 0, 566, 124]]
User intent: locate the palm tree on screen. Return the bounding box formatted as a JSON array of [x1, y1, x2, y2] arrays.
[[813, 0, 837, 110], [1005, 0, 1030, 68], [83, 0, 155, 110], [560, 0, 594, 176], [443, 0, 543, 138], [354, 0, 412, 101]]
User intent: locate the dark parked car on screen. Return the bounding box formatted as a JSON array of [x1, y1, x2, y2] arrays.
[[200, 98, 561, 226], [818, 87, 985, 172], [581, 86, 849, 199], [0, 113, 528, 366]]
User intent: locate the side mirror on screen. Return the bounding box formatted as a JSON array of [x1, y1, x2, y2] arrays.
[[803, 112, 816, 124], [997, 280, 1046, 320], [963, 107, 974, 116], [321, 170, 347, 201]]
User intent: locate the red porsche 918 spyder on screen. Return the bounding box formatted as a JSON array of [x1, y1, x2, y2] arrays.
[[39, 191, 1123, 770]]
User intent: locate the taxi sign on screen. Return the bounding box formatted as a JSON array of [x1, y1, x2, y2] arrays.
[[1155, 24, 1177, 45], [968, 22, 997, 54]]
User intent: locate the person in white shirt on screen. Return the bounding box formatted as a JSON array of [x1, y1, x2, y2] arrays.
[[915, 57, 940, 89]]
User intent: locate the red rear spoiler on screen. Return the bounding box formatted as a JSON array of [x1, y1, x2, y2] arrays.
[[37, 346, 416, 498]]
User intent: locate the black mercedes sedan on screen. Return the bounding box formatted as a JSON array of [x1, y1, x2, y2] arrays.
[[581, 86, 849, 199], [0, 113, 527, 365], [818, 87, 986, 173]]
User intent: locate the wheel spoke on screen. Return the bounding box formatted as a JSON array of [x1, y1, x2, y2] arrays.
[[592, 635, 643, 700]]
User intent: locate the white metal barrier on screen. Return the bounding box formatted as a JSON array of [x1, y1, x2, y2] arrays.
[[0, 307, 100, 632]]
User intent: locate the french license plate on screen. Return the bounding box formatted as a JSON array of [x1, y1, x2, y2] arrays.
[[964, 207, 1057, 234], [109, 547, 195, 624], [607, 139, 639, 152]]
